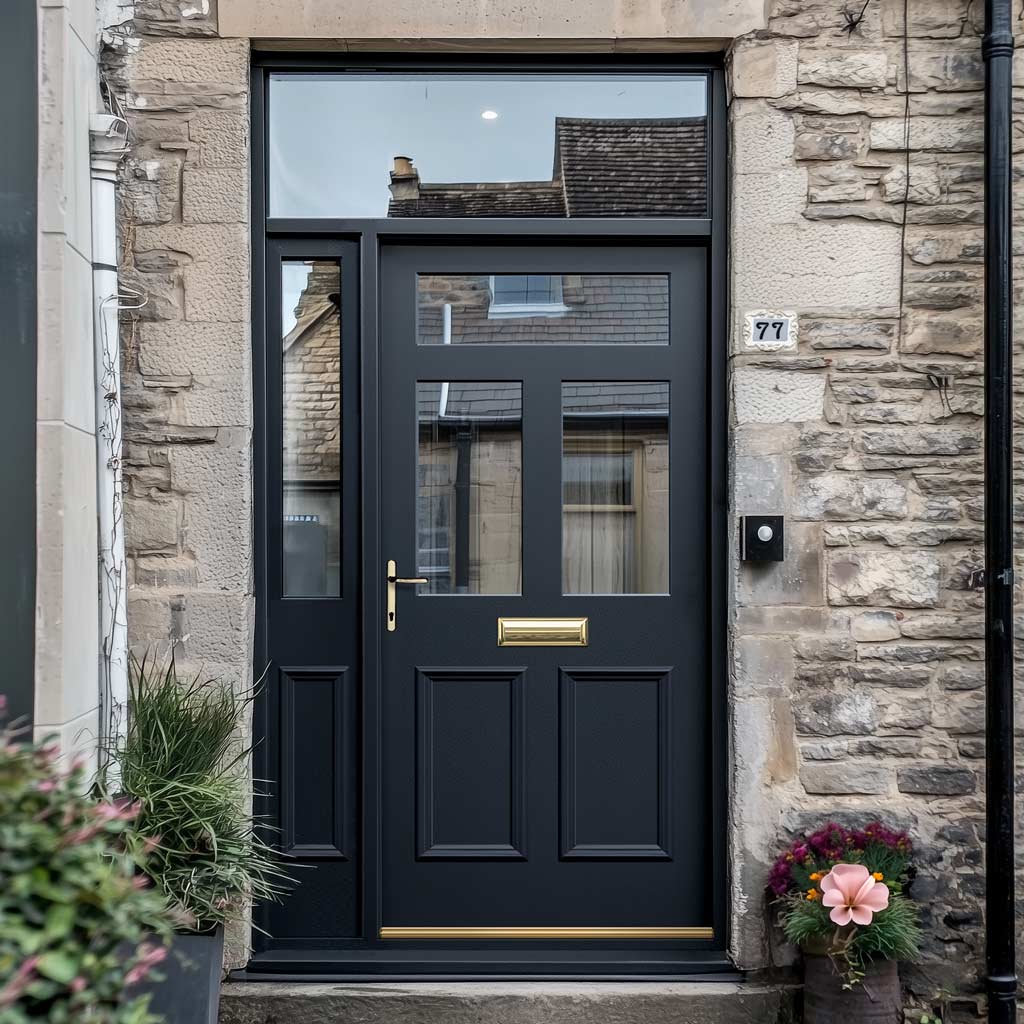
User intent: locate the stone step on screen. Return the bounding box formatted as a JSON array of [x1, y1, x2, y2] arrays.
[[219, 981, 796, 1024]]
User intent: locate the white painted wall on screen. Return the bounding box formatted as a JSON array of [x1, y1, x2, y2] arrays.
[[35, 0, 102, 761]]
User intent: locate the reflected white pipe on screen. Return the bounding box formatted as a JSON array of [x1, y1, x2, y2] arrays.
[[439, 302, 452, 417]]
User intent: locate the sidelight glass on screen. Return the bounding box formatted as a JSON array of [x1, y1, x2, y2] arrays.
[[417, 274, 669, 345], [268, 73, 707, 219], [562, 383, 669, 595], [417, 382, 522, 594], [282, 259, 342, 597]]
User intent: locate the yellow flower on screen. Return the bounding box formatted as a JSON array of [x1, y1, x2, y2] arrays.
[[806, 888, 819, 901], [809, 872, 822, 881], [872, 872, 884, 881]]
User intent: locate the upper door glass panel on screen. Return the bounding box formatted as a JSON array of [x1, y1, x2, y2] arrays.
[[417, 273, 669, 345], [268, 73, 707, 219]]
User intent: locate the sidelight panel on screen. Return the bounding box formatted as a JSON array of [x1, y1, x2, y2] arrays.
[[281, 259, 342, 597], [416, 382, 522, 594], [562, 382, 669, 594]]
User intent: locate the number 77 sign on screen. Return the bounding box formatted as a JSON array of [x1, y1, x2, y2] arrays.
[[742, 310, 798, 351]]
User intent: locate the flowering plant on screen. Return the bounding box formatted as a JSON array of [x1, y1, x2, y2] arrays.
[[0, 701, 173, 1024], [771, 822, 921, 988]]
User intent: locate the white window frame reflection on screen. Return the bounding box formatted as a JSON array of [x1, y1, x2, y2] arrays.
[[487, 274, 569, 319]]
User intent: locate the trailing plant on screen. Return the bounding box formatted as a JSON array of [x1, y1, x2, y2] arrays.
[[0, 699, 173, 1023], [770, 821, 922, 988], [101, 654, 290, 931]]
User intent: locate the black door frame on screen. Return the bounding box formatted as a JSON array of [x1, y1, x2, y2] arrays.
[[250, 53, 729, 979]]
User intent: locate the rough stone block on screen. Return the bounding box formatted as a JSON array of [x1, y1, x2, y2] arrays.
[[869, 117, 983, 153], [902, 312, 983, 357], [731, 38, 798, 98], [897, 765, 977, 795], [827, 550, 940, 607], [857, 428, 980, 456], [130, 37, 249, 85], [183, 166, 247, 223], [737, 523, 824, 607], [850, 663, 931, 687], [734, 635, 794, 698], [734, 454, 786, 512], [734, 368, 826, 424], [794, 473, 907, 521], [798, 50, 889, 88], [795, 126, 863, 161], [187, 109, 248, 167], [851, 610, 902, 642], [124, 495, 179, 555], [794, 691, 879, 737], [801, 762, 892, 795]]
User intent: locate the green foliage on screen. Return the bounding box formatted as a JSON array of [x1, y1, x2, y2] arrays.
[[0, 715, 172, 1023], [102, 654, 291, 930], [780, 892, 920, 963]]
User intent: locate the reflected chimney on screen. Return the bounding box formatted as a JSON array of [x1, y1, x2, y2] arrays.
[[389, 155, 420, 200]]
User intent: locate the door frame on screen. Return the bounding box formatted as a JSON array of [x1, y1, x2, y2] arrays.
[[250, 53, 729, 978]]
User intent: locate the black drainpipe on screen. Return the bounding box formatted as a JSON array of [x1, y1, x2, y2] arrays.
[[983, 0, 1017, 1020]]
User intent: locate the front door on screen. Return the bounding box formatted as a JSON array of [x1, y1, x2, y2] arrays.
[[378, 244, 713, 947]]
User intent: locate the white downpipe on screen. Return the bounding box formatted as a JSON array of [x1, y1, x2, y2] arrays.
[[91, 112, 129, 766]]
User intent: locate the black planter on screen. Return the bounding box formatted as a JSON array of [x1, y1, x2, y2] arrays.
[[803, 953, 902, 1024], [135, 926, 224, 1024]]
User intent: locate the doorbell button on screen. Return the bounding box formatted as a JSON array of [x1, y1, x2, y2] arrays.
[[740, 515, 784, 562]]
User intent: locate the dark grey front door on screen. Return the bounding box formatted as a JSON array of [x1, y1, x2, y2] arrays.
[[379, 244, 713, 945]]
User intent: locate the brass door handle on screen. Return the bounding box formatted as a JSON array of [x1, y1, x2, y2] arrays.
[[386, 559, 428, 632]]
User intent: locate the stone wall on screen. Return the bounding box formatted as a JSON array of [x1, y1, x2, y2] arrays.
[[728, 1, 1021, 1012], [103, 0, 1018, 1008], [101, 2, 252, 685], [100, 0, 253, 965]]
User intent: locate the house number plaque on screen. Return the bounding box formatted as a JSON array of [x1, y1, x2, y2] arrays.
[[743, 310, 798, 351]]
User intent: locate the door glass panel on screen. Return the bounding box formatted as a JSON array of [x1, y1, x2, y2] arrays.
[[417, 382, 522, 594], [563, 383, 669, 595], [268, 73, 707, 219], [282, 259, 342, 597], [417, 274, 669, 345]]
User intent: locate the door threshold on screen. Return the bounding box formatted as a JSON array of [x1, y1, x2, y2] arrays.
[[238, 948, 737, 981]]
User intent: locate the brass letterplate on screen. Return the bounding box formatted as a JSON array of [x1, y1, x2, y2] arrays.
[[497, 617, 588, 647]]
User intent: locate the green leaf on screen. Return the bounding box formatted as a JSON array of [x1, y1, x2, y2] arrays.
[[36, 950, 79, 984], [43, 903, 75, 940]]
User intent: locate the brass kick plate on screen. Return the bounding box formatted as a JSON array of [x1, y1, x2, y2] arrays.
[[380, 926, 713, 940], [497, 617, 588, 647]]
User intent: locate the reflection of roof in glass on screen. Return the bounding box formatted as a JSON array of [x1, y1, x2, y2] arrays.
[[390, 117, 706, 218], [417, 382, 668, 422]]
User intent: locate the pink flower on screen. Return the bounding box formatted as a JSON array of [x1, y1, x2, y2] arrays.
[[820, 863, 890, 926]]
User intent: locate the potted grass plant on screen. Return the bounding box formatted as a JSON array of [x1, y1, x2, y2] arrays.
[[0, 697, 173, 1023], [102, 655, 289, 1024], [770, 822, 922, 1023]]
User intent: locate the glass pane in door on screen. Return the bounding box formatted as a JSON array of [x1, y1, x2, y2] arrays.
[[417, 382, 522, 594], [563, 382, 669, 595], [282, 259, 342, 597], [417, 273, 669, 345]]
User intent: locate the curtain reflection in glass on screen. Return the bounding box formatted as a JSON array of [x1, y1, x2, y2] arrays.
[[562, 383, 668, 595], [417, 382, 522, 594], [282, 259, 342, 597]]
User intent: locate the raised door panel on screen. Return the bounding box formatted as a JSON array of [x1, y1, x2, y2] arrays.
[[560, 668, 672, 860], [416, 668, 527, 859]]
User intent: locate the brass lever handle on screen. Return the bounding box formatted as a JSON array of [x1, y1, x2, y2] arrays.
[[386, 559, 428, 632]]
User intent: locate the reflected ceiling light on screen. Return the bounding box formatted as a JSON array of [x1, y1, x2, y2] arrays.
[[481, 109, 499, 120]]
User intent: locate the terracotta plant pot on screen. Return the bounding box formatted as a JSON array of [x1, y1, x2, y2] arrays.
[[803, 953, 902, 1024]]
